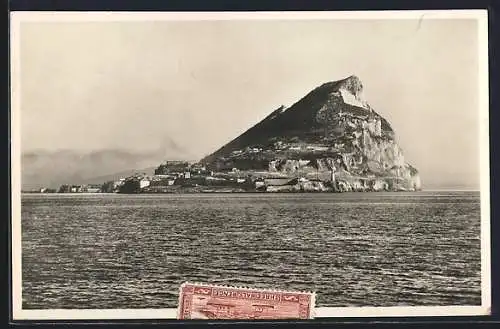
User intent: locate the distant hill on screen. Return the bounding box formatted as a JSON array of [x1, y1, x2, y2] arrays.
[[21, 149, 166, 190], [80, 166, 158, 185]]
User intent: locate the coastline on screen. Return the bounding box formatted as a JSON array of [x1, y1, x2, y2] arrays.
[[20, 189, 480, 195]]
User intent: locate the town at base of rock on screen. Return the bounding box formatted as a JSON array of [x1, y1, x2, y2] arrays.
[[40, 158, 419, 194]]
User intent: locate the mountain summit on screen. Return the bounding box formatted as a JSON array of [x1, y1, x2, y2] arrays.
[[201, 75, 421, 192]]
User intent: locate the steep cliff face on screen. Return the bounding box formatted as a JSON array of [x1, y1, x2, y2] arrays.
[[201, 75, 421, 191]]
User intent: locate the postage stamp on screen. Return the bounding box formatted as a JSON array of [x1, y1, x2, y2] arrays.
[[177, 282, 315, 320]]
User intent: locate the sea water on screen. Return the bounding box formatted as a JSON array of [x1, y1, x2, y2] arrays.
[[20, 191, 481, 309]]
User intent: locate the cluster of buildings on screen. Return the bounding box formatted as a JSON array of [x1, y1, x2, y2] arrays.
[[57, 184, 104, 193], [95, 161, 338, 194], [28, 184, 104, 194], [30, 138, 417, 194]]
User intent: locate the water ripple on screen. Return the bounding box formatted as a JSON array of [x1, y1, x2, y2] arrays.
[[21, 192, 481, 309]]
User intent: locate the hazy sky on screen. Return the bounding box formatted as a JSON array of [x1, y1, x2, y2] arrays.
[[17, 16, 483, 188]]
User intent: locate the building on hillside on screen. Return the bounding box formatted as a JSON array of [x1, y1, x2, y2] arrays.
[[153, 174, 171, 179], [139, 178, 151, 189], [79, 184, 102, 193], [155, 160, 191, 175], [254, 180, 265, 189], [113, 179, 125, 190], [70, 185, 82, 193], [231, 150, 244, 156], [86, 184, 102, 193], [264, 178, 293, 186], [189, 163, 208, 174]]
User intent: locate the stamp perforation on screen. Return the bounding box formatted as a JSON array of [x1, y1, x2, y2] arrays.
[[180, 281, 316, 295]]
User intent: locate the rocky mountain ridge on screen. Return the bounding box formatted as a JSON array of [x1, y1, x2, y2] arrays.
[[200, 75, 421, 192]]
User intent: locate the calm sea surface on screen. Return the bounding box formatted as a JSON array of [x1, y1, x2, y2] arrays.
[[21, 192, 481, 309]]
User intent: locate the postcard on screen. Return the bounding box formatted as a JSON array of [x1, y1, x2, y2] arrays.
[[10, 10, 490, 320]]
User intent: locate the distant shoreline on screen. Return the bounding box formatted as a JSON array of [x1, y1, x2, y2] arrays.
[[20, 189, 480, 195]]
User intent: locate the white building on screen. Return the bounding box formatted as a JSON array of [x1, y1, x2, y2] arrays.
[[255, 181, 265, 189], [140, 179, 151, 189]]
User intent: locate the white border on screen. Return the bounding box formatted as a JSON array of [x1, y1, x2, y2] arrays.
[[10, 10, 491, 320], [10, 8, 23, 322], [478, 9, 492, 314], [8, 9, 491, 21]]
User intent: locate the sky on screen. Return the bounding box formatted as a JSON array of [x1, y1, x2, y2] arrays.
[[15, 14, 485, 189]]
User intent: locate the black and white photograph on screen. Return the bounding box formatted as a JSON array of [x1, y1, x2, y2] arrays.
[[10, 10, 490, 320]]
